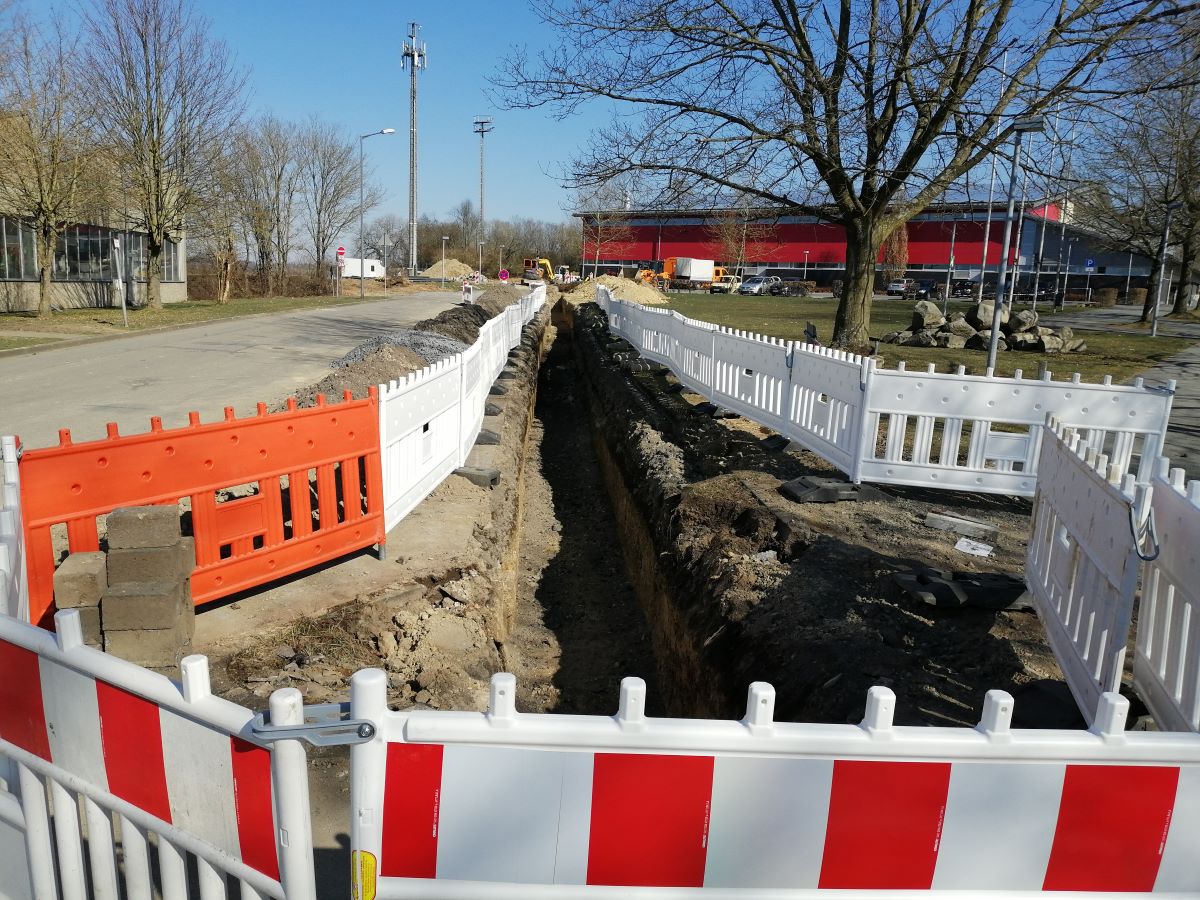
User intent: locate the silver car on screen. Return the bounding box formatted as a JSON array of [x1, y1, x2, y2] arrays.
[[737, 275, 781, 295]]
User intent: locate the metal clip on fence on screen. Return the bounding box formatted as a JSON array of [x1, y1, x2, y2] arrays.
[[1129, 502, 1161, 562], [252, 701, 376, 747]]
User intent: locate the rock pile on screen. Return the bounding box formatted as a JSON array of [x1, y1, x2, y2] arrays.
[[880, 300, 1087, 353]]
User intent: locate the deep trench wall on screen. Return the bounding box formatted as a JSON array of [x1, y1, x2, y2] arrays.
[[557, 299, 741, 718]]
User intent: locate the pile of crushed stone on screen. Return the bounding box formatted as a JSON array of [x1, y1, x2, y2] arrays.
[[332, 329, 468, 370], [564, 274, 667, 305], [420, 258, 475, 279]]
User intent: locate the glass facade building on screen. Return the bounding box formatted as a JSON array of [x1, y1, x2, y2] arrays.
[[0, 217, 182, 283]]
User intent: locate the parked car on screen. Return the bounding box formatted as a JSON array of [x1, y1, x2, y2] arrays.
[[709, 274, 743, 294], [738, 275, 782, 295], [767, 280, 810, 297], [950, 279, 975, 298], [914, 280, 941, 300], [886, 278, 917, 296]]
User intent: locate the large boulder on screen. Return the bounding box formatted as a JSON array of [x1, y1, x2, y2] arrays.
[[1065, 338, 1088, 352], [934, 333, 968, 349], [882, 330, 911, 344], [965, 332, 1006, 352], [901, 330, 937, 347], [1038, 334, 1066, 352], [966, 301, 1008, 331], [1009, 332, 1041, 350], [1008, 309, 1039, 333], [944, 314, 977, 338], [1057, 325, 1074, 344], [911, 300, 945, 332]]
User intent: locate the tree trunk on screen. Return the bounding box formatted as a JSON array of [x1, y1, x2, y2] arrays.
[[1171, 227, 1197, 315], [36, 228, 53, 318], [1142, 243, 1165, 322], [832, 223, 881, 349], [147, 236, 164, 309]]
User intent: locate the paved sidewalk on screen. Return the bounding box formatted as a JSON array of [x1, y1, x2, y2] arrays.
[[1043, 305, 1200, 480]]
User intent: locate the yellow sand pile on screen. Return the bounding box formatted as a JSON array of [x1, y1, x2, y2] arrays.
[[420, 258, 475, 279], [565, 274, 667, 305]]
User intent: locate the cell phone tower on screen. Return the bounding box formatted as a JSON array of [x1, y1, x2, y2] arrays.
[[402, 23, 427, 277]]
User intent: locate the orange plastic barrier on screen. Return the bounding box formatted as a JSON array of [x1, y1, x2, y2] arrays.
[[19, 391, 384, 627]]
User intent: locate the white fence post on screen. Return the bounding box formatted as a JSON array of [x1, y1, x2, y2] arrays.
[[268, 687, 318, 900]]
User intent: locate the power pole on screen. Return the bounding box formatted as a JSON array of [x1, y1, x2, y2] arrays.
[[473, 116, 493, 264], [402, 23, 427, 277]]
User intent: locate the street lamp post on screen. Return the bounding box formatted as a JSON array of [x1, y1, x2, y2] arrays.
[[802, 249, 809, 280], [441, 235, 449, 287], [1152, 201, 1184, 337], [500, 245, 506, 274], [942, 217, 960, 315], [359, 127, 395, 299], [1061, 238, 1077, 309], [1124, 251, 1134, 303], [986, 117, 1044, 372]]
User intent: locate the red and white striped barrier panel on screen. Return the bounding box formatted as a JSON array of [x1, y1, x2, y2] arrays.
[[350, 670, 1200, 898], [0, 609, 317, 900]]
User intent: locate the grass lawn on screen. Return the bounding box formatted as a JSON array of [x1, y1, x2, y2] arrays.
[[662, 293, 1193, 384], [0, 287, 458, 337], [0, 335, 61, 352]]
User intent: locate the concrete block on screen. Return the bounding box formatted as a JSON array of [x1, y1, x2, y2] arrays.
[[107, 544, 186, 585], [104, 621, 191, 667], [179, 536, 196, 579], [924, 511, 1000, 541], [102, 580, 189, 631], [453, 466, 501, 488], [106, 506, 181, 550], [74, 605, 101, 644], [53, 552, 107, 608]]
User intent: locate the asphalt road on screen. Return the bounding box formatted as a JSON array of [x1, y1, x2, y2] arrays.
[[0, 292, 456, 450]]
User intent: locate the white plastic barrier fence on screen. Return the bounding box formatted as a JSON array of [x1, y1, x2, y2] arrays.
[[0, 608, 318, 900], [1026, 420, 1148, 725], [0, 757, 32, 900], [0, 436, 28, 621], [350, 669, 1200, 898], [861, 366, 1172, 495], [379, 287, 545, 530], [595, 288, 1174, 496], [1134, 459, 1200, 733]]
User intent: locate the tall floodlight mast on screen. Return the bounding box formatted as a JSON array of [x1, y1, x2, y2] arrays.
[[402, 23, 427, 276], [473, 116, 494, 264]]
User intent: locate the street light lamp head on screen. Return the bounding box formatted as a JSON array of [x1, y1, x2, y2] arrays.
[[381, 128, 396, 135]]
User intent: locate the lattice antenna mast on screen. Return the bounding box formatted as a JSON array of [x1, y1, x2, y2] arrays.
[[402, 23, 427, 276], [473, 117, 494, 253]]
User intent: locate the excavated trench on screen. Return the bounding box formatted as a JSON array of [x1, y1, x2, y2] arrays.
[[216, 292, 1080, 733]]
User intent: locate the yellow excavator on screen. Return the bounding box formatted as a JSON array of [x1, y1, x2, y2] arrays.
[[522, 257, 554, 284]]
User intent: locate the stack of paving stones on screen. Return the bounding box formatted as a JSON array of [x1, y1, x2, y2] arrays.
[[51, 551, 107, 648], [101, 506, 195, 667]]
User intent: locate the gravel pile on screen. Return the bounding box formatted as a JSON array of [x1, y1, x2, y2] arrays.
[[332, 329, 469, 369]]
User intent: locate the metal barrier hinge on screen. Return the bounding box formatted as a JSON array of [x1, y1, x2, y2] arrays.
[[251, 702, 376, 747]]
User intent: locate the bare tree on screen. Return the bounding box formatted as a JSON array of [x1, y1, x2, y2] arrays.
[[82, 0, 245, 309], [189, 145, 242, 304], [497, 0, 1196, 347], [574, 179, 635, 276], [0, 21, 99, 316], [234, 116, 301, 295], [709, 205, 778, 275], [1077, 24, 1200, 318], [297, 117, 383, 288]]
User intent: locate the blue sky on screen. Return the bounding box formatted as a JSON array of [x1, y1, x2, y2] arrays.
[[198, 0, 608, 224]]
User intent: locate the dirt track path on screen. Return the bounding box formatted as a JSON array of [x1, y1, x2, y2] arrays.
[[508, 338, 661, 716]]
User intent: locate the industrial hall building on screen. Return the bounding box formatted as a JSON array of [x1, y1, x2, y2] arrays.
[[576, 202, 1174, 297]]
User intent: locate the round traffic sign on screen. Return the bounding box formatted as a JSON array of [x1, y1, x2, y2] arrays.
[[336, 246, 346, 257], [498, 269, 510, 282]]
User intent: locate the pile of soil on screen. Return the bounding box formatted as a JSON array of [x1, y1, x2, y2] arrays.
[[420, 258, 475, 279], [564, 274, 668, 306], [287, 345, 432, 408]]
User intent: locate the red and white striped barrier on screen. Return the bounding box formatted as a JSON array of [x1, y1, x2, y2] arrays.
[[0, 609, 317, 900], [350, 670, 1200, 898]]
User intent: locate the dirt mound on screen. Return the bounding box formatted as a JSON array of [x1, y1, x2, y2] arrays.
[[287, 344, 431, 407], [421, 257, 475, 279], [475, 283, 531, 313], [565, 274, 667, 305]]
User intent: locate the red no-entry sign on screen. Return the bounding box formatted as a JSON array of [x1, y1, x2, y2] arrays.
[[336, 246, 346, 257]]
